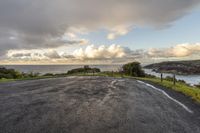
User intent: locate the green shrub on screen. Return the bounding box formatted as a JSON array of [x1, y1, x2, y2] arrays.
[[195, 84, 200, 89], [67, 66, 101, 74], [164, 76, 175, 82], [0, 67, 23, 79], [145, 74, 156, 78], [122, 62, 145, 77], [43, 73, 54, 76]]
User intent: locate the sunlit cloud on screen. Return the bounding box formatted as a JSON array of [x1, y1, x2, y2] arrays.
[[107, 25, 131, 40], [5, 42, 200, 64], [73, 44, 126, 60], [148, 43, 200, 57]]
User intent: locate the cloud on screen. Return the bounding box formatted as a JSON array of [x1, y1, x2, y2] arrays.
[[147, 43, 200, 57], [0, 32, 88, 57], [43, 50, 61, 59], [6, 44, 127, 64], [7, 49, 62, 60], [4, 43, 200, 64], [73, 44, 126, 60], [9, 53, 32, 58], [107, 25, 131, 40], [0, 0, 200, 56]]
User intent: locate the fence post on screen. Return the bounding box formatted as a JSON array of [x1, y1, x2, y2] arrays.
[[173, 73, 176, 86], [161, 73, 163, 83]]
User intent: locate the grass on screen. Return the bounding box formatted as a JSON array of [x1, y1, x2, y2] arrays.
[[136, 77, 200, 103], [66, 72, 126, 77], [0, 76, 56, 83], [0, 72, 126, 83]]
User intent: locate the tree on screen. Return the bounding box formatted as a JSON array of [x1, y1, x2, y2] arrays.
[[0, 67, 23, 79], [67, 66, 101, 74], [122, 62, 145, 77]]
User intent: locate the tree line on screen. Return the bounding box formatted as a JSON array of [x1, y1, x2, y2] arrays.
[[0, 67, 39, 79]]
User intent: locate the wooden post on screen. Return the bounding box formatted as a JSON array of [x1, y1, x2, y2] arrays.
[[173, 73, 176, 86], [161, 73, 163, 83]]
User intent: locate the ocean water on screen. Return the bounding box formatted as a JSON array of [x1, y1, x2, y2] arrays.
[[144, 69, 200, 85], [1, 65, 122, 74]]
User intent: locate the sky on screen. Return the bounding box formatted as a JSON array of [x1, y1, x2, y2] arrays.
[[0, 0, 200, 64]]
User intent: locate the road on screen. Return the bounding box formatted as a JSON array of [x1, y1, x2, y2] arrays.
[[0, 76, 200, 133]]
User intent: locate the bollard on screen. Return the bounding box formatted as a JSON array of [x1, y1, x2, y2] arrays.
[[161, 73, 163, 82]]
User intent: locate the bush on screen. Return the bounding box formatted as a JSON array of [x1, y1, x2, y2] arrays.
[[67, 66, 101, 74], [178, 79, 186, 84], [43, 73, 54, 76], [164, 76, 174, 81], [164, 76, 178, 82], [145, 74, 156, 78], [0, 67, 23, 79], [195, 84, 200, 89], [122, 62, 145, 77]]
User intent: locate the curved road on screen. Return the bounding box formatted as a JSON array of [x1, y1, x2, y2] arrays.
[[0, 76, 199, 133]]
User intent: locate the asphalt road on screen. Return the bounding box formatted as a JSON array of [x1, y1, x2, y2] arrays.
[[0, 76, 200, 133]]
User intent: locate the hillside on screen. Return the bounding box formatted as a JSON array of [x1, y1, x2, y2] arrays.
[[144, 60, 200, 75]]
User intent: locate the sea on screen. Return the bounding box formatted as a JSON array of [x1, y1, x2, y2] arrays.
[[144, 69, 200, 86], [1, 65, 199, 85]]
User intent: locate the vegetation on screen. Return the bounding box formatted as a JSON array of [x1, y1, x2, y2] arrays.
[[67, 65, 100, 75], [0, 67, 41, 80], [67, 71, 125, 77], [144, 60, 200, 75], [0, 65, 102, 83], [122, 62, 145, 77], [0, 67, 22, 79], [0, 67, 54, 83], [136, 77, 200, 103], [0, 76, 58, 83], [195, 84, 200, 89]]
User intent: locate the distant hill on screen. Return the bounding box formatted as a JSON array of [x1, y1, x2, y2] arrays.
[[144, 60, 200, 75]]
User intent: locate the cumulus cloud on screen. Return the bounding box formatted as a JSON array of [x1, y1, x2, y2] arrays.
[[148, 43, 200, 57], [73, 44, 126, 60], [0, 0, 200, 56], [6, 44, 128, 64], [4, 43, 200, 64]]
